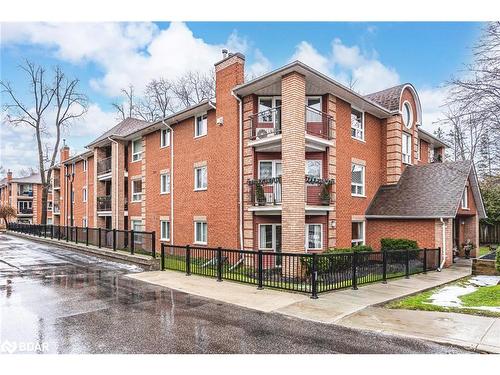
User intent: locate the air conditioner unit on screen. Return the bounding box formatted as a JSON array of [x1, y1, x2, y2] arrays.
[[256, 129, 268, 139]]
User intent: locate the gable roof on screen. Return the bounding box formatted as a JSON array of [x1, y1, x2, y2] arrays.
[[86, 117, 151, 148], [364, 84, 407, 112], [365, 161, 486, 219]]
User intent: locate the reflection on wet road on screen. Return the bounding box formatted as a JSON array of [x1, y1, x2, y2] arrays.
[[0, 234, 471, 354]]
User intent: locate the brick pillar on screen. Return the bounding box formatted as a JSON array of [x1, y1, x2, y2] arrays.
[[94, 148, 106, 227], [141, 137, 147, 226], [386, 115, 403, 184], [111, 141, 126, 229], [326, 94, 337, 248], [242, 95, 255, 250], [281, 72, 306, 253]]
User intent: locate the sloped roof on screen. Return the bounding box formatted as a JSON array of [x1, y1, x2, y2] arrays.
[[366, 161, 486, 219], [87, 117, 151, 147], [364, 84, 407, 112], [11, 173, 42, 184]]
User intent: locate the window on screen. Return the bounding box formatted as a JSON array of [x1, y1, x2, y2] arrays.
[[48, 201, 53, 210], [131, 220, 143, 243], [83, 159, 87, 172], [132, 138, 143, 161], [306, 224, 323, 250], [402, 133, 412, 164], [258, 224, 281, 251], [259, 160, 282, 179], [402, 101, 413, 129], [47, 218, 53, 225], [160, 172, 170, 194], [82, 218, 87, 227], [132, 179, 142, 202], [305, 160, 322, 179], [351, 164, 365, 196], [194, 166, 207, 190], [160, 220, 170, 241], [351, 221, 365, 247], [258, 97, 273, 122], [161, 129, 170, 147], [461, 186, 469, 209], [194, 221, 207, 244], [195, 113, 207, 137], [306, 97, 322, 122], [82, 187, 87, 202], [351, 108, 364, 141]]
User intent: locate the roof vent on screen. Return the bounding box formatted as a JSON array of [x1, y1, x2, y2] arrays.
[[222, 49, 228, 59]]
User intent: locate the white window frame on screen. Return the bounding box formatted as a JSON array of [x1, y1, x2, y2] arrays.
[[402, 132, 412, 165], [258, 223, 281, 251], [351, 107, 365, 141], [305, 159, 323, 179], [83, 159, 87, 172], [351, 221, 365, 247], [305, 223, 323, 251], [258, 160, 282, 179], [160, 220, 170, 241], [351, 163, 365, 197], [194, 113, 208, 138], [131, 179, 142, 202], [194, 221, 208, 245], [132, 138, 143, 162], [194, 166, 207, 191], [160, 128, 170, 148], [306, 96, 323, 123], [402, 101, 413, 129], [258, 97, 281, 123], [131, 220, 143, 244], [82, 218, 88, 228], [461, 186, 469, 209], [160, 172, 170, 194], [82, 187, 87, 202]]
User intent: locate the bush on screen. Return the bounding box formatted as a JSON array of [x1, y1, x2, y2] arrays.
[[381, 238, 419, 262], [301, 246, 373, 275], [496, 247, 500, 272]]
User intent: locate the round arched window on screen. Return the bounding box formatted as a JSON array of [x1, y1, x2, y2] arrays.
[[403, 102, 413, 129]]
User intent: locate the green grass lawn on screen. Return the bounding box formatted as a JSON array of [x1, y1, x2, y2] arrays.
[[386, 278, 500, 318], [478, 246, 493, 257]]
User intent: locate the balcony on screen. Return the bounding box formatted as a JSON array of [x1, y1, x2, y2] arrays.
[[53, 204, 60, 214], [53, 178, 60, 189], [97, 195, 112, 213], [97, 156, 112, 179], [17, 208, 33, 215], [249, 177, 282, 206], [18, 191, 33, 198], [248, 105, 334, 152]]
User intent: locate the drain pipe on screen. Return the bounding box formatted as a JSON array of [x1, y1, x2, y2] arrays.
[[231, 91, 244, 250], [161, 120, 175, 245], [438, 217, 447, 271], [107, 137, 119, 229]]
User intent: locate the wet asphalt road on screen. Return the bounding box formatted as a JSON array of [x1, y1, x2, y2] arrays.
[[0, 234, 472, 354]]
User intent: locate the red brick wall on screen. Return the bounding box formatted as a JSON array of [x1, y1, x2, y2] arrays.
[[127, 139, 143, 223], [366, 219, 436, 250], [419, 139, 430, 164]]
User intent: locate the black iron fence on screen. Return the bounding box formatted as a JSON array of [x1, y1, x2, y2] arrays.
[[7, 222, 156, 258], [161, 244, 441, 298], [480, 221, 500, 244]]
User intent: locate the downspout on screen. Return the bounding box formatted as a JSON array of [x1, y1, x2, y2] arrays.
[[231, 91, 244, 250], [107, 137, 119, 229], [438, 217, 447, 271], [77, 155, 89, 225], [161, 120, 174, 245]]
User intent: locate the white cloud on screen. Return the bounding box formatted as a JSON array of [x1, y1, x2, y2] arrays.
[[290, 41, 330, 74], [418, 86, 450, 131], [247, 49, 272, 79]]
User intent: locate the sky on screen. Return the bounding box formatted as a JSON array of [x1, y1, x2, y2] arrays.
[[0, 21, 483, 175]]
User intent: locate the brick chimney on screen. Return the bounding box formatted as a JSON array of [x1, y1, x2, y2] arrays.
[[7, 169, 12, 182], [60, 139, 70, 163]]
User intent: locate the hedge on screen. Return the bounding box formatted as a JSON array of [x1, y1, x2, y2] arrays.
[[301, 246, 373, 275], [381, 238, 420, 261], [496, 247, 500, 272]]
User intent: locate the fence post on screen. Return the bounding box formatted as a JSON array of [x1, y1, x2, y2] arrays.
[[405, 249, 410, 279], [352, 252, 358, 290], [311, 253, 318, 299], [112, 229, 116, 251], [58, 225, 61, 241], [75, 226, 78, 244], [130, 230, 135, 255], [382, 250, 387, 284], [423, 248, 427, 274], [44, 225, 47, 238], [51, 225, 54, 239], [217, 247, 223, 282], [151, 231, 156, 258], [257, 250, 263, 290], [186, 245, 191, 276], [437, 246, 442, 269], [98, 227, 101, 248], [86, 227, 89, 247], [160, 243, 165, 271], [66, 226, 69, 242]]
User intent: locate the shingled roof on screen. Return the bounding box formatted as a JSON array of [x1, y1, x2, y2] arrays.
[[364, 84, 407, 112], [87, 117, 151, 147], [366, 161, 486, 219]]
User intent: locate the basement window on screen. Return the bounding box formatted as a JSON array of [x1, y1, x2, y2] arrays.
[[351, 221, 365, 247]]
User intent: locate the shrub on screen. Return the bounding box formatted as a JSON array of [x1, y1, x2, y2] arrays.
[[301, 246, 373, 275], [496, 247, 500, 272], [381, 238, 420, 262]]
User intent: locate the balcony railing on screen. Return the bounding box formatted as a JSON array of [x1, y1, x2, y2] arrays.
[[97, 195, 112, 211], [97, 156, 112, 175], [250, 106, 282, 140], [305, 176, 335, 206], [305, 106, 333, 140], [248, 177, 282, 206], [18, 191, 33, 197], [18, 208, 33, 215]]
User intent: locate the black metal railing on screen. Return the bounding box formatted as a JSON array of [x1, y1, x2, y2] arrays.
[[250, 106, 282, 140], [18, 191, 33, 197], [97, 195, 112, 211], [17, 208, 33, 214], [248, 177, 282, 206], [305, 106, 333, 140], [160, 244, 441, 298], [97, 156, 112, 175], [305, 176, 335, 206], [7, 222, 156, 258]]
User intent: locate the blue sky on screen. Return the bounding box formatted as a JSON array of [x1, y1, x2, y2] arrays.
[[0, 22, 483, 174]]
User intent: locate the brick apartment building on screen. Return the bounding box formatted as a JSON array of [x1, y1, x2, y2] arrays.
[[5, 51, 486, 267]]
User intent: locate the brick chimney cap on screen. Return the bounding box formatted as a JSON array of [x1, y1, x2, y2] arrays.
[[214, 52, 245, 67]]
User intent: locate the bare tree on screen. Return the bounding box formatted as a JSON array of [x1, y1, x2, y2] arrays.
[[112, 85, 136, 120], [18, 167, 38, 177], [171, 70, 215, 108], [135, 78, 175, 122], [1, 61, 88, 224]]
